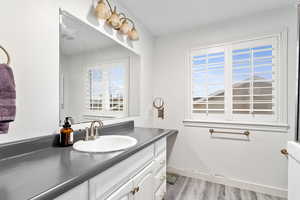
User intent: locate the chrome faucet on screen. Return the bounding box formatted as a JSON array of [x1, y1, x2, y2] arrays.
[[85, 120, 104, 141]]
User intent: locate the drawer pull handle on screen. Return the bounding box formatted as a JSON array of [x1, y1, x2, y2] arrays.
[[135, 186, 140, 193], [160, 160, 166, 165], [131, 187, 140, 195], [131, 189, 136, 195], [160, 194, 165, 199], [160, 175, 166, 181]]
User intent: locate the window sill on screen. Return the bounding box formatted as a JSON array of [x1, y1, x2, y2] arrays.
[[183, 119, 289, 133]]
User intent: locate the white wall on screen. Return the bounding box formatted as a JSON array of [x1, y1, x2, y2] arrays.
[[153, 6, 297, 197], [0, 0, 154, 143]]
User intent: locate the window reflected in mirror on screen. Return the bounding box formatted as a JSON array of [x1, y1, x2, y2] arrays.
[[87, 59, 129, 117]]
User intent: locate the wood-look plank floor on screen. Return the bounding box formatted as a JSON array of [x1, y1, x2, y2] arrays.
[[165, 176, 286, 200]]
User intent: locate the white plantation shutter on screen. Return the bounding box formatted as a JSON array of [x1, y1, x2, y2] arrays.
[[87, 60, 128, 116], [108, 66, 125, 112], [191, 46, 225, 115], [88, 69, 104, 111], [231, 37, 276, 118], [190, 35, 280, 121]]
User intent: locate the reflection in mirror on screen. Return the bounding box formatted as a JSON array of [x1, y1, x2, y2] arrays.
[[59, 11, 140, 125]]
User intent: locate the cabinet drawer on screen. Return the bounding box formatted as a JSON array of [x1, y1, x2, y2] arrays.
[[89, 145, 154, 200], [153, 151, 166, 173], [155, 137, 166, 156], [155, 182, 166, 200], [132, 162, 155, 200], [54, 182, 88, 200], [154, 166, 166, 191], [105, 179, 133, 200]]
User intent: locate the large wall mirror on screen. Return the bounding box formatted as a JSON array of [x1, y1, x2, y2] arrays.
[[59, 11, 141, 125]]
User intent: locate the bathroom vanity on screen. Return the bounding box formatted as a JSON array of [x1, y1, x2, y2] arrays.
[[0, 121, 177, 200], [55, 137, 167, 200]]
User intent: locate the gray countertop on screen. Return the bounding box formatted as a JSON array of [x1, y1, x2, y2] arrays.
[[0, 125, 177, 200]]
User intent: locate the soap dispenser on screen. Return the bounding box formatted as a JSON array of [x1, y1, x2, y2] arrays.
[[60, 117, 74, 147]]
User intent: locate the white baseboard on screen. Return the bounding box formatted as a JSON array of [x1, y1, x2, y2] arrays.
[[167, 166, 287, 198]]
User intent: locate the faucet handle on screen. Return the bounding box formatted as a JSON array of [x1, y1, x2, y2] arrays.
[[95, 127, 99, 137], [85, 127, 89, 141]]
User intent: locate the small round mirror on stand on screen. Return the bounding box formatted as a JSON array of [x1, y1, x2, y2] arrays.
[[153, 97, 165, 119]]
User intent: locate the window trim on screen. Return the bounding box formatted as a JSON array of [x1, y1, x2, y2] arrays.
[[85, 58, 130, 118], [186, 31, 288, 124]]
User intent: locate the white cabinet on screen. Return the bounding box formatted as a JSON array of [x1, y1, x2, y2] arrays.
[[155, 183, 166, 200], [54, 137, 167, 200], [153, 139, 167, 200], [106, 162, 155, 200], [106, 179, 134, 200], [288, 141, 300, 200], [89, 145, 154, 200], [154, 138, 166, 156], [154, 166, 166, 191], [54, 182, 88, 200], [132, 162, 155, 200], [104, 138, 167, 200]]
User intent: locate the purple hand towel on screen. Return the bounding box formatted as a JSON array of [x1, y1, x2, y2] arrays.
[[0, 64, 16, 134]]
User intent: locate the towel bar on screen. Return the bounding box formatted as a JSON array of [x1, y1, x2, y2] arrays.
[[0, 45, 10, 65], [209, 128, 250, 136]]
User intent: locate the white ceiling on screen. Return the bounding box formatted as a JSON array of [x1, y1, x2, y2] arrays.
[[60, 13, 118, 56], [119, 0, 295, 36]]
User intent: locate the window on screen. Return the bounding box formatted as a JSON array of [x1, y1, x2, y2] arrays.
[[87, 59, 129, 117], [191, 35, 280, 122]]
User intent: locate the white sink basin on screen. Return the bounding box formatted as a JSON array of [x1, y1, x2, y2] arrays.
[[73, 135, 138, 153]]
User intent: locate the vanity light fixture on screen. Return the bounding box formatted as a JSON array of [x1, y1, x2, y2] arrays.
[[95, 0, 139, 41]]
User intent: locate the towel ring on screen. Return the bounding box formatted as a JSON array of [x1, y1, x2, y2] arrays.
[[0, 45, 10, 65]]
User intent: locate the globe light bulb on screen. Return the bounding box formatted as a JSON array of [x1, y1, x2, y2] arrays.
[[107, 7, 121, 28], [95, 0, 110, 19], [119, 20, 131, 34], [128, 27, 139, 41]]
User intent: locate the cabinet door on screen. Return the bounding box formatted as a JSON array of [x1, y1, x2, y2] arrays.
[[155, 183, 166, 200], [133, 162, 155, 200], [288, 142, 300, 200], [106, 179, 134, 200], [89, 145, 154, 200]]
